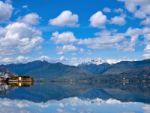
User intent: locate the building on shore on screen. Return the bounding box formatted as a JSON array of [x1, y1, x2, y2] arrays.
[[0, 75, 34, 87], [6, 76, 34, 87]]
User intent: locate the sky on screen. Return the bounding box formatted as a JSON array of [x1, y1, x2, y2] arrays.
[[0, 0, 150, 65]]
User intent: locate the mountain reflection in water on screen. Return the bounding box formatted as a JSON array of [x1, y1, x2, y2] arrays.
[[0, 79, 149, 104]]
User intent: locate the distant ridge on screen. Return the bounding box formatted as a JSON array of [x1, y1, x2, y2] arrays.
[[78, 63, 111, 74], [0, 59, 150, 80], [103, 59, 150, 74], [1, 60, 90, 79]]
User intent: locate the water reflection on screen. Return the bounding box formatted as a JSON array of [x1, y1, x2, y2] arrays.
[[0, 97, 149, 113], [0, 77, 149, 113], [0, 79, 149, 104], [0, 77, 33, 95]]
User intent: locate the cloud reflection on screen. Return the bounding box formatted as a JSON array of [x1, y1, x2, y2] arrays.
[[0, 97, 148, 113]]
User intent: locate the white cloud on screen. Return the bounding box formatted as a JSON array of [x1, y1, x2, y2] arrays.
[[59, 57, 122, 66], [51, 31, 77, 44], [0, 1, 13, 22], [59, 56, 65, 61], [90, 11, 107, 28], [118, 0, 150, 18], [51, 28, 144, 54], [0, 56, 30, 64], [0, 55, 137, 66], [49, 10, 79, 27], [0, 55, 52, 64], [15, 56, 30, 63], [119, 27, 142, 52], [143, 44, 150, 59], [134, 10, 146, 19], [111, 15, 126, 25], [141, 27, 150, 59], [0, 22, 43, 55], [77, 27, 145, 52], [126, 28, 142, 36], [0, 57, 13, 64], [121, 27, 150, 58], [50, 27, 149, 57], [103, 7, 111, 13], [114, 8, 124, 13], [142, 28, 150, 59], [141, 17, 150, 26], [19, 13, 40, 25], [78, 31, 124, 49], [57, 45, 77, 54], [62, 57, 123, 66], [0, 55, 54, 64], [38, 55, 51, 61]]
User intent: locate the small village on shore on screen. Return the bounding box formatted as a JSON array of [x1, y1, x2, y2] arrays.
[[0, 70, 33, 89]]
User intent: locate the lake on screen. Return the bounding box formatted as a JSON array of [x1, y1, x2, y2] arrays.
[[0, 80, 149, 113]]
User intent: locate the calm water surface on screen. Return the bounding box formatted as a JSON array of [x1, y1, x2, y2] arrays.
[[0, 80, 149, 113]]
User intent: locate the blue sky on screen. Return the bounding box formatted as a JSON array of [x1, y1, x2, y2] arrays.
[[0, 0, 150, 64]]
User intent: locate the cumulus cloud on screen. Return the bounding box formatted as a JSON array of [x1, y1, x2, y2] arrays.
[[0, 57, 13, 64], [143, 44, 150, 59], [50, 27, 150, 58], [15, 56, 30, 63], [57, 45, 78, 54], [124, 27, 150, 59], [49, 10, 79, 27], [0, 22, 43, 55], [121, 27, 150, 58], [111, 15, 126, 25], [0, 55, 54, 64], [0, 1, 13, 22], [126, 28, 142, 36], [0, 56, 30, 64], [141, 27, 150, 59], [141, 17, 150, 26], [90, 11, 107, 28], [78, 30, 124, 49], [123, 27, 142, 51], [51, 31, 77, 44], [19, 13, 40, 25], [77, 27, 146, 52], [118, 0, 150, 18], [51, 28, 145, 55]]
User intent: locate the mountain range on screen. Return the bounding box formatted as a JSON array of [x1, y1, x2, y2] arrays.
[[0, 59, 150, 81], [0, 61, 90, 80]]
